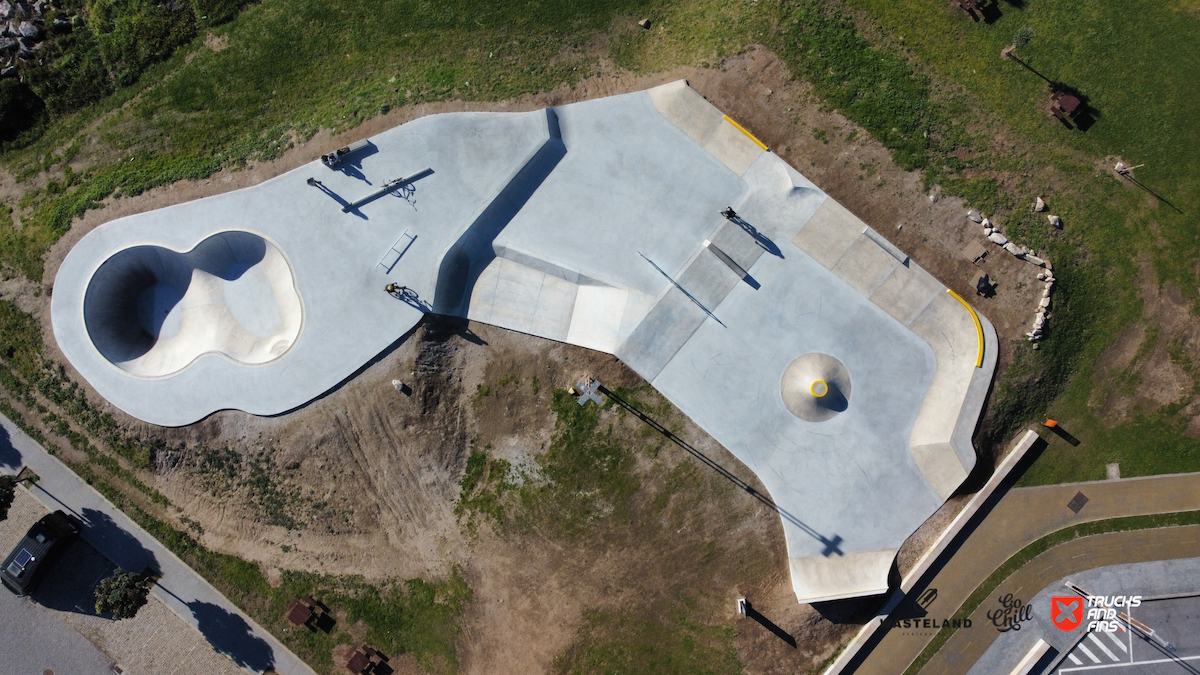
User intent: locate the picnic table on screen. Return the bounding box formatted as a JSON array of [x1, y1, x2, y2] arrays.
[[1050, 90, 1081, 120], [284, 596, 326, 628], [345, 644, 390, 675], [958, 0, 986, 20]]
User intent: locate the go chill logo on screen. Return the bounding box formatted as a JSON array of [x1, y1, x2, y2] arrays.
[[1051, 595, 1141, 632]]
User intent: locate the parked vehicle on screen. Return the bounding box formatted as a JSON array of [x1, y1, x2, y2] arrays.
[[1, 510, 81, 596]]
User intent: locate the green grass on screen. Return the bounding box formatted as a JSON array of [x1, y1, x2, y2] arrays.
[[554, 607, 742, 675], [904, 509, 1200, 675]]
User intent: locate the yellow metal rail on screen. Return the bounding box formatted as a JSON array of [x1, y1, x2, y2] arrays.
[[723, 115, 768, 151], [946, 289, 984, 368]]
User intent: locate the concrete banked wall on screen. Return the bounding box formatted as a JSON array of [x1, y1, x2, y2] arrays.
[[83, 231, 302, 377]]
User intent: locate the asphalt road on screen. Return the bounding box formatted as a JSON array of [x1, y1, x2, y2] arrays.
[[0, 585, 113, 675]]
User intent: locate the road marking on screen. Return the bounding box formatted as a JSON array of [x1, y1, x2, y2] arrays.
[[1059, 654, 1200, 672], [1077, 644, 1102, 664], [1088, 633, 1120, 661], [1068, 653, 1083, 665], [1105, 630, 1128, 653]]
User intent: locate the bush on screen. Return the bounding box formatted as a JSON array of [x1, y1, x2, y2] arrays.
[[94, 569, 152, 619], [0, 475, 16, 521], [1015, 26, 1034, 49], [0, 80, 47, 146]]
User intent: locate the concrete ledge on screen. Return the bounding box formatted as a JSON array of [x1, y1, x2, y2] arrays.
[[648, 80, 764, 175]]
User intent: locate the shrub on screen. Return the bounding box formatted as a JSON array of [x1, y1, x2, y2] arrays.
[[94, 569, 152, 619], [0, 475, 16, 521]]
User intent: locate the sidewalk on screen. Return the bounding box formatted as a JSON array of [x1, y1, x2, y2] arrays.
[[842, 470, 1200, 675], [0, 413, 315, 675]]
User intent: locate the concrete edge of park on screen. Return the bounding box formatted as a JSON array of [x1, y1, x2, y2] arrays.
[[821, 429, 1042, 675]]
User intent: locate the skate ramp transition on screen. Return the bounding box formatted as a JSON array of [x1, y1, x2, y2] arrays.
[[83, 231, 302, 377]]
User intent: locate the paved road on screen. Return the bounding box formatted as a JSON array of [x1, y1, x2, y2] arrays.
[[0, 579, 114, 675], [842, 471, 1200, 674], [0, 414, 315, 675], [926, 526, 1200, 674]]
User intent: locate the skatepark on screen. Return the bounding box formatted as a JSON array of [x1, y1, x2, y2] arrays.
[[51, 81, 996, 604]]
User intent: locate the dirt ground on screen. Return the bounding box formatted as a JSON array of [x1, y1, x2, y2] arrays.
[[11, 47, 1060, 674]]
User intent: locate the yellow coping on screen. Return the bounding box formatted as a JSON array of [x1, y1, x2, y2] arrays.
[[811, 379, 828, 398], [946, 289, 984, 368], [723, 115, 769, 151]]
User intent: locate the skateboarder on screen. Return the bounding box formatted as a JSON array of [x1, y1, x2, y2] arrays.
[[307, 177, 323, 187], [721, 207, 737, 220]]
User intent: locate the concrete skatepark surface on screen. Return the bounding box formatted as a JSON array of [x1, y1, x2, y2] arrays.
[[52, 81, 996, 604]]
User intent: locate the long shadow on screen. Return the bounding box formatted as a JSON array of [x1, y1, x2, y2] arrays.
[[743, 601, 797, 648], [598, 385, 843, 556], [730, 216, 783, 258], [387, 286, 432, 313], [0, 420, 21, 471], [833, 438, 1046, 670], [432, 108, 566, 316], [77, 507, 160, 577], [314, 183, 368, 220], [32, 538, 116, 615], [187, 600, 276, 673], [1120, 173, 1185, 214]]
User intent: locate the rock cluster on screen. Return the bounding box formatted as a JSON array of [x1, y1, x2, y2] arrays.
[[0, 0, 59, 71], [967, 208, 1056, 343]]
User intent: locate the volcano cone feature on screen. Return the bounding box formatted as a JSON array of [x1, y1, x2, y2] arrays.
[[781, 353, 851, 422]]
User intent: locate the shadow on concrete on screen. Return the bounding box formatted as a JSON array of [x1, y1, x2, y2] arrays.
[[329, 141, 378, 184], [32, 538, 115, 616], [433, 108, 567, 316], [315, 183, 368, 220], [598, 385, 843, 555], [833, 436, 1047, 670], [730, 216, 783, 258], [187, 600, 276, 673], [78, 508, 160, 578], [742, 600, 797, 648], [812, 593, 891, 624], [0, 421, 21, 471], [386, 285, 432, 313]]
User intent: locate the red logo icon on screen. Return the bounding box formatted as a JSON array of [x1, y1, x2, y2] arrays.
[[1051, 596, 1083, 631]]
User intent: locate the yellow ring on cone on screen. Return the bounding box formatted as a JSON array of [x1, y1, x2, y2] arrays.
[[810, 380, 829, 398]]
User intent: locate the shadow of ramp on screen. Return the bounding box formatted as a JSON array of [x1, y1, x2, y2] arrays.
[[432, 108, 567, 317], [0, 421, 21, 471], [188, 600, 276, 673]]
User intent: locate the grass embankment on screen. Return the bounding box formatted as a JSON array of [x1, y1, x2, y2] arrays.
[[904, 510, 1200, 675], [841, 0, 1200, 483], [0, 300, 467, 673], [458, 386, 759, 674]]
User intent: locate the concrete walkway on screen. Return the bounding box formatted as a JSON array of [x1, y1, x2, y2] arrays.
[[931, 526, 1200, 674], [841, 470, 1200, 675], [0, 414, 314, 675]]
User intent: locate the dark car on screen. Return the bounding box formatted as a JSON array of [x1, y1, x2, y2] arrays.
[[1, 510, 81, 596]]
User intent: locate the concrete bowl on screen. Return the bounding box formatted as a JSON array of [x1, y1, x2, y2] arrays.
[[82, 231, 302, 377]]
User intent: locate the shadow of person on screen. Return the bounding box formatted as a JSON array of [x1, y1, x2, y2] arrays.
[[188, 600, 276, 673], [315, 184, 368, 220], [0, 421, 22, 472], [78, 508, 160, 577], [731, 217, 784, 258]]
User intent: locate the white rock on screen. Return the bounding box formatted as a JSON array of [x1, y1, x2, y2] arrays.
[[1039, 296, 1051, 308], [984, 227, 993, 235], [1034, 197, 1046, 212], [967, 209, 983, 223], [988, 232, 1008, 245], [1004, 242, 1022, 255], [1037, 273, 1046, 281], [1037, 306, 1046, 314], [1048, 214, 1062, 228], [930, 193, 938, 203], [897, 223, 903, 231], [982, 217, 992, 228], [1023, 254, 1045, 266]]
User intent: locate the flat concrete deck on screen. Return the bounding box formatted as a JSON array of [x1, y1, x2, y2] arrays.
[[52, 82, 996, 604]]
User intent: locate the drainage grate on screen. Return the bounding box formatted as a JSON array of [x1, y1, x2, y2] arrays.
[[1067, 492, 1089, 514]]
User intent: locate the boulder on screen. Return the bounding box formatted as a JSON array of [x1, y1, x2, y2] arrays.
[[1022, 253, 1046, 266], [0, 63, 14, 78], [1037, 273, 1046, 281], [1004, 242, 1022, 255], [1039, 296, 1051, 308], [988, 231, 1008, 246], [1048, 214, 1062, 228], [14, 1, 27, 18], [967, 209, 983, 223], [981, 217, 992, 228], [18, 19, 37, 39], [1034, 197, 1046, 212], [0, 36, 14, 52], [0, 1, 11, 20]]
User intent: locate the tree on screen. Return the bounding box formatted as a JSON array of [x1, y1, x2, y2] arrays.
[[0, 475, 16, 522], [94, 569, 152, 619]]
